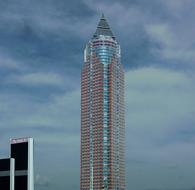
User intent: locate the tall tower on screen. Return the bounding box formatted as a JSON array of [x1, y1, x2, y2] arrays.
[[81, 14, 125, 190]]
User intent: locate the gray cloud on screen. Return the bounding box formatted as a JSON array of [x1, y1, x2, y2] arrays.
[[1, 66, 195, 190], [0, 0, 195, 190], [4, 72, 66, 87], [125, 67, 195, 190], [35, 174, 49, 187]]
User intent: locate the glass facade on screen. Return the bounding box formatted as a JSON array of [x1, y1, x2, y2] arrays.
[[0, 158, 15, 190], [11, 137, 34, 190], [81, 15, 125, 190]]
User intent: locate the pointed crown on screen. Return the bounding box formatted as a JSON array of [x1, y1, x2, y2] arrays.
[[93, 14, 115, 39]]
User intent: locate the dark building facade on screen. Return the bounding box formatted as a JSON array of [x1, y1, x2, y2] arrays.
[[11, 137, 34, 190], [81, 15, 125, 190], [0, 158, 15, 190]]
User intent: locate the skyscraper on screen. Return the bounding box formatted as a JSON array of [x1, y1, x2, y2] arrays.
[[81, 14, 125, 190], [11, 137, 34, 190]]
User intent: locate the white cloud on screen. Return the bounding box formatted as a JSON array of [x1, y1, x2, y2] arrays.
[[0, 88, 80, 134], [5, 72, 66, 87], [145, 23, 195, 62], [1, 66, 195, 190], [0, 88, 80, 190], [125, 67, 195, 189], [0, 53, 21, 69], [125, 67, 195, 151], [145, 24, 174, 47], [126, 67, 195, 138]]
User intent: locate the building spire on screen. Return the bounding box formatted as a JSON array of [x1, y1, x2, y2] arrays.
[[93, 14, 115, 39]]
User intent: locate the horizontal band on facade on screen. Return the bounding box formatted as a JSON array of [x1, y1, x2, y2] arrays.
[[0, 171, 10, 176], [0, 170, 28, 177]]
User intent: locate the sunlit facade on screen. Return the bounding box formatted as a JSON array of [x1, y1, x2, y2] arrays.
[[81, 14, 125, 190]]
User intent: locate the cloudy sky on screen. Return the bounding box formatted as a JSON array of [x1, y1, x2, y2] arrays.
[[0, 0, 195, 189]]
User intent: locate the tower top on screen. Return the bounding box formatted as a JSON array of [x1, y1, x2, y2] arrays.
[[93, 14, 115, 39]]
